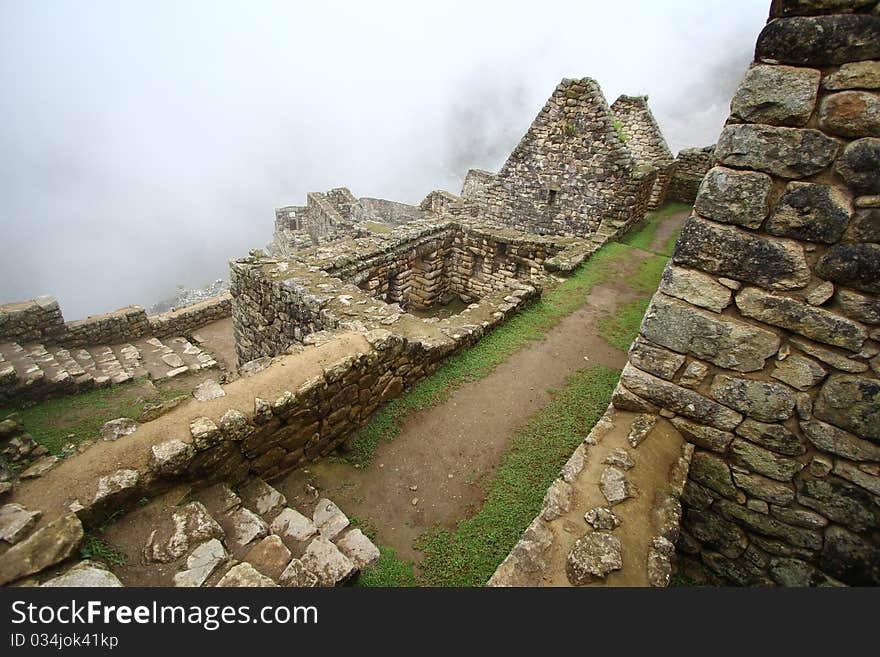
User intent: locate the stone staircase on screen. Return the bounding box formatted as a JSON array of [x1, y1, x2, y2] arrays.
[[0, 476, 379, 587], [0, 335, 218, 403]]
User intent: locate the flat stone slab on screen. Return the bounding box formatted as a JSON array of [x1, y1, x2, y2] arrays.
[[226, 507, 268, 548], [215, 562, 277, 587], [42, 561, 123, 587], [600, 466, 639, 506], [0, 514, 84, 586], [335, 528, 380, 569], [313, 498, 349, 540], [173, 538, 227, 587], [270, 507, 317, 543], [584, 507, 621, 531], [239, 478, 286, 517], [193, 379, 225, 402], [144, 502, 224, 563], [300, 536, 357, 586], [0, 503, 40, 544], [278, 558, 318, 587], [566, 531, 623, 585], [93, 469, 139, 507], [244, 535, 292, 579], [19, 455, 59, 479], [603, 448, 635, 471]]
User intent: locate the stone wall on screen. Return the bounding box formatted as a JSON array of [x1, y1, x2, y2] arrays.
[[611, 95, 676, 210], [63, 307, 151, 348], [461, 168, 496, 204], [481, 78, 644, 237], [613, 0, 880, 586], [666, 145, 716, 204], [0, 297, 66, 344], [148, 293, 232, 338]]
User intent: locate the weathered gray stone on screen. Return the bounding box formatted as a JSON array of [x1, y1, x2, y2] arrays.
[[819, 91, 880, 138], [756, 15, 880, 67], [806, 281, 835, 306], [833, 460, 880, 496], [565, 532, 622, 585], [215, 562, 277, 587], [671, 417, 733, 452], [801, 419, 880, 461], [674, 215, 810, 290], [711, 374, 796, 423], [313, 498, 349, 540], [239, 479, 286, 517], [599, 466, 638, 506], [731, 64, 820, 126], [732, 470, 796, 505], [300, 536, 357, 586], [658, 265, 732, 313], [626, 412, 658, 447], [93, 469, 139, 507], [620, 364, 742, 431], [611, 383, 659, 413], [100, 417, 137, 442], [584, 507, 621, 531], [735, 419, 806, 456], [19, 455, 58, 480], [646, 536, 675, 587], [768, 557, 841, 587], [42, 561, 124, 587], [814, 374, 880, 442], [641, 294, 779, 372], [193, 379, 225, 402], [694, 167, 772, 229], [798, 478, 877, 532], [818, 244, 880, 299], [715, 499, 822, 550], [809, 455, 834, 477], [789, 336, 868, 373], [278, 558, 318, 587], [769, 505, 828, 530], [771, 353, 827, 391], [336, 528, 380, 568], [189, 416, 223, 451], [0, 514, 83, 586], [823, 60, 880, 91], [766, 182, 852, 244], [173, 538, 227, 587], [715, 124, 839, 179], [678, 361, 710, 389], [144, 502, 224, 563], [685, 508, 748, 558], [690, 451, 738, 499], [820, 525, 880, 586], [227, 507, 268, 547], [837, 288, 880, 325], [218, 409, 253, 441], [771, 0, 876, 18], [270, 507, 317, 542], [681, 480, 715, 510], [834, 138, 880, 194], [628, 338, 685, 380], [701, 549, 769, 586], [736, 287, 866, 352], [603, 448, 635, 471], [0, 503, 40, 545], [541, 479, 573, 521], [747, 499, 769, 514], [243, 534, 292, 579], [149, 439, 194, 477], [730, 439, 804, 482]]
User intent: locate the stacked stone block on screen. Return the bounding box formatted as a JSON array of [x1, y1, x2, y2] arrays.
[[611, 95, 676, 210], [666, 145, 716, 204], [0, 297, 66, 344], [614, 0, 880, 586]]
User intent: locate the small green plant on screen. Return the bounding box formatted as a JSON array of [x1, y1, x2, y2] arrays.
[[563, 122, 579, 137], [613, 119, 628, 143], [79, 534, 127, 567], [138, 496, 149, 507], [357, 546, 418, 587]]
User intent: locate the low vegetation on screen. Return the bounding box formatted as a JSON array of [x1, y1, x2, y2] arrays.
[[357, 546, 419, 587]]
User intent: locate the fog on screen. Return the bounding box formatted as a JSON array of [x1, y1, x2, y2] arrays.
[[0, 0, 769, 319]]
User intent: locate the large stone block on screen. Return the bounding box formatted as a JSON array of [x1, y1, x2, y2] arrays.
[[798, 478, 877, 532], [735, 419, 806, 456], [771, 353, 826, 391], [730, 439, 804, 482], [766, 182, 852, 244], [756, 15, 880, 67], [732, 470, 796, 506], [815, 243, 880, 296], [813, 374, 880, 442], [711, 374, 797, 423], [731, 64, 820, 126], [674, 215, 810, 291], [819, 91, 880, 138], [736, 287, 867, 352], [820, 525, 880, 586], [640, 294, 779, 372], [690, 450, 738, 499], [657, 265, 732, 313], [801, 419, 880, 461], [694, 167, 772, 229], [715, 124, 839, 179], [670, 417, 734, 453], [628, 338, 685, 380], [715, 499, 822, 550], [619, 363, 742, 431], [837, 288, 880, 325], [834, 138, 880, 194], [822, 60, 880, 92]]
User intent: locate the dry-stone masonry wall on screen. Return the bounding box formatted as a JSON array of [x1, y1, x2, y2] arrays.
[[611, 95, 676, 211], [666, 145, 716, 204], [613, 0, 880, 586], [481, 78, 655, 237]]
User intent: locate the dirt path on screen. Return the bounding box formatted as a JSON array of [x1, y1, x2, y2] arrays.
[[274, 249, 654, 567], [648, 208, 689, 255]]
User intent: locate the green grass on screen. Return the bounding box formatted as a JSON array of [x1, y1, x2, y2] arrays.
[[619, 202, 690, 256], [347, 242, 634, 466], [357, 546, 419, 587], [598, 297, 651, 352], [414, 366, 620, 586], [0, 381, 182, 455]]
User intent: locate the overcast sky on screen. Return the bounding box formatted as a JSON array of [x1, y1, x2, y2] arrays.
[[0, 0, 770, 319]]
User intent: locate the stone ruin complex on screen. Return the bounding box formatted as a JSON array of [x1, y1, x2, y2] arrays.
[[0, 0, 878, 588]]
